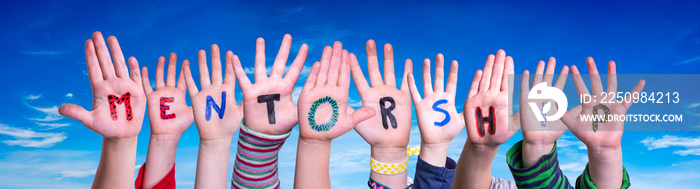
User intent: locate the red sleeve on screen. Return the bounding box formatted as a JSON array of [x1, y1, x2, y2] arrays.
[[135, 162, 176, 189]]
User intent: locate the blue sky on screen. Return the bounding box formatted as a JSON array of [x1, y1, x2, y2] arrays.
[[1, 0, 700, 188]]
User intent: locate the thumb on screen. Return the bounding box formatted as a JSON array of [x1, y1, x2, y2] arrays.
[[59, 104, 93, 126], [350, 106, 375, 126]]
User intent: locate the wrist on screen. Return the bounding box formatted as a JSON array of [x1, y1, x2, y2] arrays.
[[299, 136, 332, 147], [522, 141, 556, 167], [419, 142, 449, 166], [371, 146, 408, 164], [200, 137, 233, 148], [588, 145, 622, 161], [465, 140, 499, 155], [103, 136, 138, 146]]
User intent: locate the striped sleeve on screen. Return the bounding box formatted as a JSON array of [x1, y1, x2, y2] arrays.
[[506, 140, 574, 189], [232, 124, 291, 189], [575, 164, 631, 189]]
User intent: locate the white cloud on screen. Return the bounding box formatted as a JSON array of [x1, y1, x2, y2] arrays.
[[26, 94, 42, 100], [557, 136, 587, 150], [58, 169, 96, 178], [348, 99, 363, 108], [65, 93, 73, 98], [641, 135, 700, 150], [27, 105, 63, 122], [36, 122, 70, 129], [674, 55, 700, 66], [559, 161, 586, 172], [674, 148, 700, 156], [291, 86, 303, 105], [22, 50, 64, 55], [0, 124, 67, 148]]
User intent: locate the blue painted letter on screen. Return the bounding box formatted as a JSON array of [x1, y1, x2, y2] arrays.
[[206, 91, 227, 121], [432, 99, 450, 126]]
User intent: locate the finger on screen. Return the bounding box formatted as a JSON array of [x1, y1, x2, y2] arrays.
[[198, 49, 211, 88], [407, 72, 422, 102], [210, 44, 223, 85], [383, 43, 396, 87], [166, 53, 178, 87], [502, 56, 514, 92], [479, 54, 495, 92], [490, 49, 506, 91], [255, 37, 267, 81], [84, 39, 103, 85], [400, 59, 413, 93], [366, 40, 383, 86], [533, 60, 545, 85], [176, 62, 187, 90], [107, 36, 129, 78], [183, 60, 199, 97], [92, 32, 116, 79], [327, 41, 342, 85], [560, 105, 582, 130], [422, 58, 434, 97], [520, 70, 530, 106], [338, 50, 351, 87], [468, 70, 482, 98], [141, 67, 154, 95], [271, 34, 292, 78], [230, 51, 253, 89], [284, 43, 309, 83], [607, 61, 617, 94], [543, 57, 556, 86], [129, 57, 142, 88], [350, 53, 370, 93], [434, 53, 445, 93], [350, 107, 376, 127], [571, 65, 590, 96], [586, 57, 604, 95], [623, 80, 646, 109], [316, 46, 332, 85], [156, 56, 166, 89], [554, 66, 569, 90], [445, 60, 459, 95], [58, 104, 93, 127], [303, 61, 321, 92], [225, 52, 236, 88]]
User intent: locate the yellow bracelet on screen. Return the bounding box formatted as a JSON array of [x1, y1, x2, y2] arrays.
[[370, 146, 421, 175]]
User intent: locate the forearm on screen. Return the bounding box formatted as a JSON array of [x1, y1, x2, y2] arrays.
[[370, 146, 409, 189], [93, 137, 139, 189], [522, 140, 556, 168], [294, 137, 331, 189], [141, 134, 180, 189], [452, 141, 498, 189], [195, 138, 233, 189], [587, 145, 623, 189]]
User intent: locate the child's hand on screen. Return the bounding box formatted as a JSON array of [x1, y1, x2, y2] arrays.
[[232, 34, 309, 135], [408, 53, 463, 166], [59, 31, 146, 139], [519, 57, 569, 167], [352, 40, 412, 149], [463, 50, 518, 148], [184, 45, 243, 142], [560, 58, 645, 188], [561, 57, 645, 149], [142, 53, 194, 138], [297, 42, 375, 141]]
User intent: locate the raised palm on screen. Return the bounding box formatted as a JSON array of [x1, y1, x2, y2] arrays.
[[59, 31, 146, 139], [232, 34, 309, 135], [408, 54, 464, 145], [297, 42, 375, 141], [520, 57, 569, 145], [352, 40, 412, 148], [463, 50, 518, 147], [184, 45, 243, 141], [141, 53, 194, 136], [560, 57, 645, 148]]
